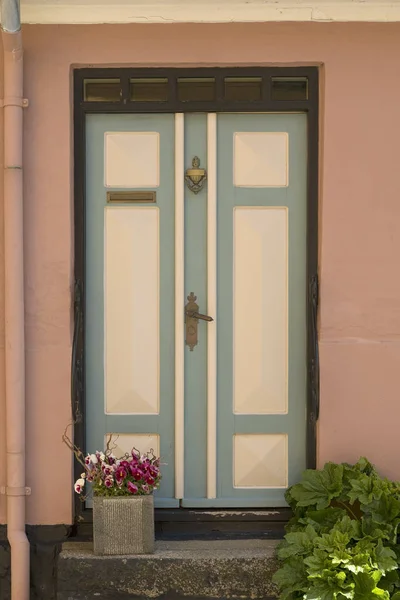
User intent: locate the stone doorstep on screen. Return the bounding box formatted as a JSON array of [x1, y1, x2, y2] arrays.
[[57, 539, 280, 600]]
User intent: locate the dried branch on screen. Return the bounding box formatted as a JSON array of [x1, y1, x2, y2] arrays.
[[62, 421, 86, 471]]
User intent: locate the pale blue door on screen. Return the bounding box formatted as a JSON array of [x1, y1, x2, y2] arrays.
[[217, 113, 307, 506], [85, 112, 307, 508], [85, 114, 178, 507], [182, 113, 307, 506]]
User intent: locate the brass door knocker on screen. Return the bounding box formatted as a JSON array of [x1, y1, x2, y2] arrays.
[[185, 156, 207, 194]]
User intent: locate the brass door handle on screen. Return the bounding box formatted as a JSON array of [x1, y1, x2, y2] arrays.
[[185, 310, 213, 322], [185, 292, 214, 351]]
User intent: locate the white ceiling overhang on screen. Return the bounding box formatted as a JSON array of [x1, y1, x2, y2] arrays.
[[11, 0, 400, 24]]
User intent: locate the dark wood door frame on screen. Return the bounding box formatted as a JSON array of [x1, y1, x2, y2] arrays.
[[72, 66, 319, 537]]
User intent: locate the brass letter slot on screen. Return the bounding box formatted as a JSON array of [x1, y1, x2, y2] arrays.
[[185, 292, 214, 351], [107, 191, 156, 203]]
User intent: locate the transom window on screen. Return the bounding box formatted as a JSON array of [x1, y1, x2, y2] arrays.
[[79, 67, 316, 112]]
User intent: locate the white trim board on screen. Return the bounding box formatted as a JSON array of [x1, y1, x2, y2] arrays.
[[206, 113, 217, 500], [13, 2, 400, 24], [174, 113, 185, 500]]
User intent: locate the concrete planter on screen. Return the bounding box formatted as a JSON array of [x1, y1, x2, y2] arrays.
[[93, 494, 155, 555]]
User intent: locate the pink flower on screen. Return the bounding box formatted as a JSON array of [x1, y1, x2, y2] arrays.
[[145, 474, 155, 486], [142, 483, 150, 494], [120, 460, 130, 469], [74, 478, 85, 494], [127, 481, 138, 494], [115, 467, 127, 484], [102, 464, 113, 476], [129, 465, 144, 480], [104, 476, 113, 488], [149, 466, 159, 478]]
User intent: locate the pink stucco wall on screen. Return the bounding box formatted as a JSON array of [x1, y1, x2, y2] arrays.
[[0, 22, 400, 524]]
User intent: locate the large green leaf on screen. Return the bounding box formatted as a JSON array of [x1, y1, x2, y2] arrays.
[[360, 517, 391, 542], [305, 549, 333, 574], [348, 474, 377, 506], [340, 460, 376, 500], [342, 542, 374, 574], [316, 530, 351, 553], [369, 495, 400, 525], [305, 585, 341, 600], [289, 463, 344, 510], [372, 541, 398, 573], [305, 585, 337, 600], [353, 572, 389, 600], [272, 557, 308, 599], [278, 525, 318, 559], [378, 569, 399, 593], [334, 516, 361, 539], [354, 458, 376, 476], [330, 550, 353, 568], [300, 508, 348, 534], [305, 570, 355, 600]]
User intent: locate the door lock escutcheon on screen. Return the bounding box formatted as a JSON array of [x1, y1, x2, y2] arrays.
[[185, 292, 213, 351]]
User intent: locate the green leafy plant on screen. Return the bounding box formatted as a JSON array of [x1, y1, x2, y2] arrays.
[[273, 458, 400, 600]]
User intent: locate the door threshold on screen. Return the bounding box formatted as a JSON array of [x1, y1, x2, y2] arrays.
[[155, 507, 290, 540], [156, 508, 291, 520], [72, 507, 291, 541]]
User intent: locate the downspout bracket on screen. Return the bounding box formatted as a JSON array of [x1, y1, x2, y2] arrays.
[[0, 97, 28, 108], [0, 486, 31, 496]]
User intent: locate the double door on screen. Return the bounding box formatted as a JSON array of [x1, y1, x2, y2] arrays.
[[85, 111, 307, 507]]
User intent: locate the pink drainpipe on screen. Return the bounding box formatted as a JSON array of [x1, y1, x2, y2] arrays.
[[1, 0, 30, 598]]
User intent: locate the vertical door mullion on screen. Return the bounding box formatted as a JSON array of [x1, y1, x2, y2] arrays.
[[174, 113, 185, 500], [207, 114, 217, 499]]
